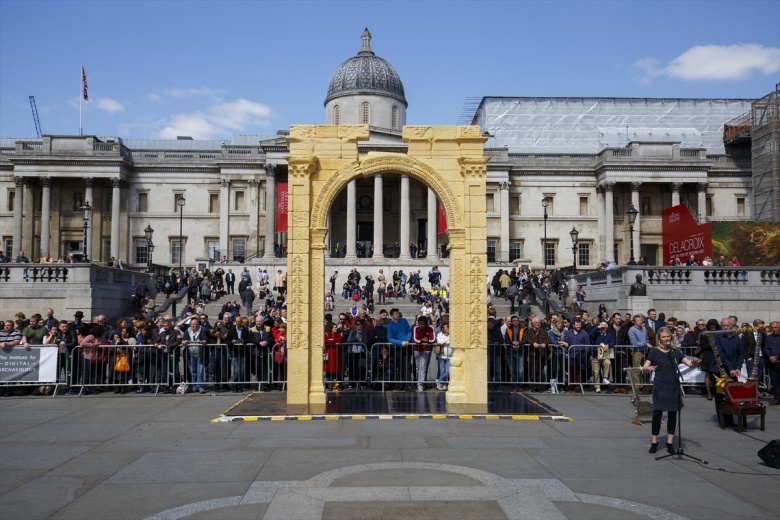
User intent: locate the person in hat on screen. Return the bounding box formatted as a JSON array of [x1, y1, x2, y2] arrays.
[[590, 320, 616, 393]]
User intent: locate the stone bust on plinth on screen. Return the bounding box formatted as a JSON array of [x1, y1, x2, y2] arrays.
[[629, 274, 647, 296]]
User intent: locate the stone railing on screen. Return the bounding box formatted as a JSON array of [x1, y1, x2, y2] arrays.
[[0, 264, 154, 322], [572, 266, 780, 323]]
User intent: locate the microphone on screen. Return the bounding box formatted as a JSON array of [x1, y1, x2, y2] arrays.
[[665, 342, 672, 349]]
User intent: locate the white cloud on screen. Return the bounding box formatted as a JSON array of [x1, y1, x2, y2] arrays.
[[155, 98, 274, 139], [148, 92, 162, 103], [96, 98, 124, 113], [166, 87, 225, 98], [634, 43, 780, 83]]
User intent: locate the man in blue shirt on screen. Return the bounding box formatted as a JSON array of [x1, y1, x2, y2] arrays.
[[628, 314, 653, 391], [387, 308, 412, 389]]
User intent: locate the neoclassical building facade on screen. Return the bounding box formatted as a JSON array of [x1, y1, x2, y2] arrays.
[[0, 30, 762, 270]]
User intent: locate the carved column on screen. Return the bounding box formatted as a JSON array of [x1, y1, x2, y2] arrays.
[[220, 178, 230, 260], [264, 165, 276, 257], [111, 178, 121, 260], [84, 177, 93, 262], [13, 177, 24, 255], [671, 182, 682, 207], [399, 175, 411, 259], [499, 182, 510, 262], [697, 182, 708, 224], [40, 178, 52, 256], [603, 182, 615, 263], [427, 187, 437, 258], [597, 185, 605, 261], [373, 174, 383, 257], [345, 181, 357, 259], [630, 182, 641, 264]]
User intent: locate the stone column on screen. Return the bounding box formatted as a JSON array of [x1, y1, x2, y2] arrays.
[[427, 187, 437, 258], [630, 182, 641, 263], [499, 182, 510, 262], [84, 178, 93, 261], [13, 177, 24, 255], [373, 174, 383, 257], [249, 179, 259, 253], [264, 165, 276, 257], [111, 178, 121, 260], [220, 178, 230, 260], [604, 183, 615, 263], [671, 182, 682, 207], [597, 185, 605, 261], [399, 175, 411, 259], [697, 183, 708, 224], [40, 178, 52, 257], [345, 181, 357, 259]]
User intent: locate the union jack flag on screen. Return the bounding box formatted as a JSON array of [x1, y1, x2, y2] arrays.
[[82, 66, 88, 101]]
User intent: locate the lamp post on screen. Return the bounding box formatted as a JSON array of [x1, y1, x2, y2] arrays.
[[144, 224, 154, 273], [542, 197, 548, 272], [626, 203, 638, 265], [569, 226, 579, 275], [79, 201, 93, 262]]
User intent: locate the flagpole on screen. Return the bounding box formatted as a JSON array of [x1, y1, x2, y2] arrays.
[[79, 62, 83, 136]]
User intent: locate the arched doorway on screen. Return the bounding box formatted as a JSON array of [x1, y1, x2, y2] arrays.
[[285, 124, 488, 405]]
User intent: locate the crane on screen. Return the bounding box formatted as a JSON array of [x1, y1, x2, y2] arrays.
[[29, 95, 43, 138]]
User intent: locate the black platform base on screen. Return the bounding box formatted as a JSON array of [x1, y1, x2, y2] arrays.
[[215, 390, 568, 421]]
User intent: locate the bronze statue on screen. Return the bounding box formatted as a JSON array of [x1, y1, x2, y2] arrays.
[[629, 274, 647, 296]]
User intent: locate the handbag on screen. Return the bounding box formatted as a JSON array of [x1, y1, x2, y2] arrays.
[[115, 351, 131, 372], [273, 344, 286, 364], [433, 344, 442, 356]]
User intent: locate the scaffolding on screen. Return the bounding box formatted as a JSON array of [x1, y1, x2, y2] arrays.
[[750, 90, 780, 222]]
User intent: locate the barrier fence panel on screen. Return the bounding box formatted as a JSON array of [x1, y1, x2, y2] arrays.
[[324, 342, 368, 390], [366, 343, 443, 392], [0, 345, 65, 396], [69, 344, 168, 395]]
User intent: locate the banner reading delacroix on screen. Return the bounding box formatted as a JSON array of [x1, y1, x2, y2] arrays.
[[0, 346, 58, 383]]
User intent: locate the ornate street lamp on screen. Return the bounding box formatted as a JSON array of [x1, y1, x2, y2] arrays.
[[569, 226, 579, 275], [79, 201, 93, 262], [542, 197, 549, 272], [144, 224, 154, 273], [626, 203, 638, 265]]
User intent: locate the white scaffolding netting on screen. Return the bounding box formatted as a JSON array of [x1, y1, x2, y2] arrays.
[[476, 97, 754, 154]]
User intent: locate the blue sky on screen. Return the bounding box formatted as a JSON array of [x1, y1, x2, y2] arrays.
[[1, 0, 778, 140]]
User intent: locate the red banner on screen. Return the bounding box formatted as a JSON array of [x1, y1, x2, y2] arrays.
[[662, 204, 712, 265], [437, 202, 447, 234], [277, 182, 288, 233]]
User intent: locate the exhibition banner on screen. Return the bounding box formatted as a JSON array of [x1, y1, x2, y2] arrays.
[[0, 346, 58, 383], [276, 182, 288, 233], [662, 204, 712, 265]]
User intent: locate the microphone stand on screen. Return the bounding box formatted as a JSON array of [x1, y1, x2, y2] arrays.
[[656, 345, 708, 464]]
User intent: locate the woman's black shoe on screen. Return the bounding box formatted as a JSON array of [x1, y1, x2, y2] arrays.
[[648, 443, 658, 453], [667, 443, 675, 454]]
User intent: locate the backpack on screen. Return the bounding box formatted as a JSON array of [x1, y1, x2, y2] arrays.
[[352, 291, 360, 302]]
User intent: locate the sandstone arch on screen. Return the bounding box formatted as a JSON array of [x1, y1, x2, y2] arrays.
[[285, 124, 488, 405]]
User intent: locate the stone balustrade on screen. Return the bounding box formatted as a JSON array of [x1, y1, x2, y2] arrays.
[[572, 266, 780, 323], [0, 264, 154, 322]]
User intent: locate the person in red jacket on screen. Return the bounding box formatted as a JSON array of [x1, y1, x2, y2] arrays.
[[323, 323, 344, 390], [412, 315, 435, 392]]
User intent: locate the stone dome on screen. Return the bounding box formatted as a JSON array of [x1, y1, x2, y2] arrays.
[[325, 28, 407, 107]]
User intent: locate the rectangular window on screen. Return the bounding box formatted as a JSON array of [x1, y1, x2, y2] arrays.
[[104, 192, 112, 215], [7, 190, 14, 212], [706, 197, 713, 218], [135, 240, 149, 265], [544, 242, 556, 267], [138, 192, 148, 213], [579, 196, 588, 216], [487, 240, 496, 263], [232, 238, 246, 262], [207, 240, 219, 261], [174, 193, 185, 212], [74, 192, 84, 211], [171, 239, 183, 265], [104, 239, 111, 261], [543, 195, 554, 215], [234, 191, 245, 211], [641, 196, 651, 216], [510, 196, 520, 216], [510, 242, 522, 261], [736, 197, 746, 217], [4, 237, 12, 258], [209, 193, 219, 213], [613, 243, 620, 265], [578, 243, 590, 266], [486, 193, 495, 213]]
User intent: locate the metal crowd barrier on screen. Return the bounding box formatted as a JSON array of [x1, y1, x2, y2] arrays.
[[365, 343, 442, 392], [324, 342, 369, 390]]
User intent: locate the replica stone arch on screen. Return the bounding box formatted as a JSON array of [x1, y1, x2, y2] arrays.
[[286, 124, 488, 405]]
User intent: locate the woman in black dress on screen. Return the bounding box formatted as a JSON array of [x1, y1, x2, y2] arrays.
[[642, 327, 700, 454]]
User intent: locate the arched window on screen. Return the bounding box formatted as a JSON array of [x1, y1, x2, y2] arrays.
[[392, 105, 398, 129], [361, 102, 370, 125], [333, 104, 340, 125]]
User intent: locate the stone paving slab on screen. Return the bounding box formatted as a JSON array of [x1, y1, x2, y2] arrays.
[[0, 392, 778, 520]]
